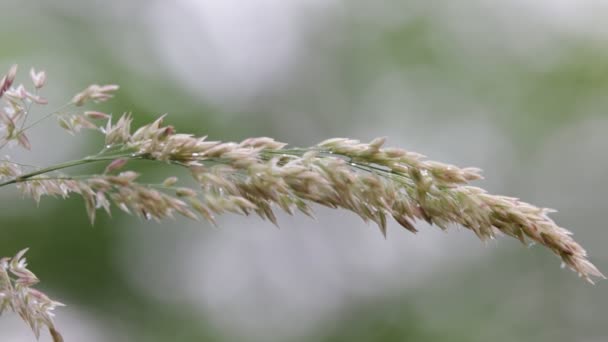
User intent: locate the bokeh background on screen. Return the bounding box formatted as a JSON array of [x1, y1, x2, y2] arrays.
[[1, 1, 607, 341]]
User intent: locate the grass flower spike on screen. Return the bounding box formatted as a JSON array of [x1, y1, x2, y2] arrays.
[[0, 249, 64, 342], [0, 64, 603, 340]]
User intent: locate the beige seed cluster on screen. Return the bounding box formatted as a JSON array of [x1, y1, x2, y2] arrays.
[[0, 249, 64, 342], [13, 112, 604, 283], [116, 115, 603, 282], [0, 64, 604, 341]]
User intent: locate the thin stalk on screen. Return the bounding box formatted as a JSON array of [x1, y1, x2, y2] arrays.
[[0, 154, 137, 187], [20, 102, 71, 132], [0, 102, 72, 152], [263, 149, 413, 184], [18, 89, 38, 131]]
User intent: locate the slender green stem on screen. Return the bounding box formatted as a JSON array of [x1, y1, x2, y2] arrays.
[[0, 160, 39, 168], [18, 89, 38, 131], [0, 154, 136, 187], [0, 146, 415, 195], [263, 148, 412, 183], [0, 102, 72, 152], [21, 102, 71, 132]]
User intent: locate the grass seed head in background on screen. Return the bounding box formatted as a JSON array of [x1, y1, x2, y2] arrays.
[[0, 249, 64, 342], [0, 65, 604, 341]]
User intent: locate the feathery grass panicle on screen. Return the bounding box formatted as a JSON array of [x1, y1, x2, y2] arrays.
[[0, 64, 604, 341], [0, 249, 64, 342], [15, 111, 605, 282]]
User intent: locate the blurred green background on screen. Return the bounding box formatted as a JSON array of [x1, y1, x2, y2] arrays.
[[1, 0, 607, 341]]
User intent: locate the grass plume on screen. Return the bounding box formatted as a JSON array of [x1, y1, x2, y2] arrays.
[[0, 64, 603, 341]]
